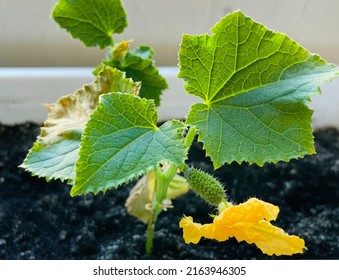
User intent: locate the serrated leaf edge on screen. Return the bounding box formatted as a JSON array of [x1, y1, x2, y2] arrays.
[[185, 64, 339, 168], [71, 119, 187, 196], [19, 141, 79, 182]]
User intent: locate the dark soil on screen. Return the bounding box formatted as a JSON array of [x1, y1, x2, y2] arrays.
[[0, 123, 338, 260]]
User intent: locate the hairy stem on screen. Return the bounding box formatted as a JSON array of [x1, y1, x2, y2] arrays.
[[145, 163, 178, 255]]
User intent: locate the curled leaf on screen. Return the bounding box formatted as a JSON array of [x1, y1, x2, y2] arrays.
[[40, 66, 140, 146]]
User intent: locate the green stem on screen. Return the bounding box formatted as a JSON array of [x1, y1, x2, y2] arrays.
[[145, 210, 157, 255], [145, 163, 178, 255]]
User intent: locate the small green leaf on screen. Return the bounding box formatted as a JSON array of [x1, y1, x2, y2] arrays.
[[52, 0, 127, 48], [95, 44, 168, 106], [179, 11, 339, 167], [72, 93, 187, 196], [185, 126, 197, 149], [21, 67, 140, 182]]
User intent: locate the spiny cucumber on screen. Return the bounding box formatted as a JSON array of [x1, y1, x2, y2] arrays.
[[184, 167, 225, 206]]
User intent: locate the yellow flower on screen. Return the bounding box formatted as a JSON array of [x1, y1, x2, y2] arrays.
[[179, 198, 305, 256]]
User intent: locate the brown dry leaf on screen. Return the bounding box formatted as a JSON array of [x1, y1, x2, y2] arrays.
[[38, 66, 141, 146]]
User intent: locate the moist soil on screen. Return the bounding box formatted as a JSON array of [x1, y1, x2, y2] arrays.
[[0, 122, 338, 260]]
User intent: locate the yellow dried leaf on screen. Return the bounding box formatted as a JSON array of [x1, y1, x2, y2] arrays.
[[125, 174, 153, 224], [38, 66, 140, 146]]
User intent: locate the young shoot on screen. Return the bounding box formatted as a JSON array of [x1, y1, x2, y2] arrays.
[[21, 0, 339, 256]]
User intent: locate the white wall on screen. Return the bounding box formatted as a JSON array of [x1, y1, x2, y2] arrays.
[[1, 0, 339, 66], [1, 0, 339, 126]]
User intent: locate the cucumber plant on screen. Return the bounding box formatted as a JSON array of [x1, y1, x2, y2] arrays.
[[21, 0, 339, 256]]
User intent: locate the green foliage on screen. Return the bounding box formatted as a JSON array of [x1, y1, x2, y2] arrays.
[[23, 5, 339, 196], [72, 93, 187, 196], [52, 0, 127, 48], [23, 6, 339, 195], [179, 11, 339, 167], [21, 2, 339, 256], [94, 45, 168, 106], [20, 66, 140, 182]]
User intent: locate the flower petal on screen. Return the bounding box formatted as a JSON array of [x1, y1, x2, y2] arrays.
[[250, 220, 305, 256], [179, 198, 305, 256], [179, 216, 204, 244], [215, 198, 279, 226]]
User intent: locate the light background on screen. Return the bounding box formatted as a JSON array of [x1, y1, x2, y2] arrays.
[[1, 0, 339, 67], [1, 0, 338, 126]]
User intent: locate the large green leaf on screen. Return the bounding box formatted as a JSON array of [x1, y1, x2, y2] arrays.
[[52, 0, 127, 48], [179, 11, 339, 167], [72, 93, 187, 196], [20, 67, 140, 182], [95, 44, 168, 106]]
